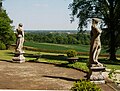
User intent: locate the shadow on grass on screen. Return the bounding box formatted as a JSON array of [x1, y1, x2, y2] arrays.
[[4, 51, 14, 57], [78, 57, 88, 63], [78, 57, 120, 65], [27, 53, 86, 63], [5, 51, 120, 64], [6, 51, 88, 63], [99, 59, 120, 65], [24, 53, 40, 58], [42, 75, 86, 82], [6, 52, 40, 58], [27, 54, 68, 62], [41, 54, 67, 61], [0, 59, 13, 63]]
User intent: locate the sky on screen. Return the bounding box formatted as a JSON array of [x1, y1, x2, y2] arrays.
[[3, 0, 78, 30]]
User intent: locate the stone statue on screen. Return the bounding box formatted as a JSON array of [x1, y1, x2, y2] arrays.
[[15, 23, 24, 53], [89, 18, 103, 67], [12, 23, 25, 63], [87, 18, 105, 83]]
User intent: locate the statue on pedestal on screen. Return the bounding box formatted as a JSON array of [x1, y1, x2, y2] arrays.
[[87, 18, 105, 83], [89, 18, 103, 67], [12, 23, 25, 63]]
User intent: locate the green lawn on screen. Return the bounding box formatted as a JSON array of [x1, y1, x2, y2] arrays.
[[0, 49, 120, 72]]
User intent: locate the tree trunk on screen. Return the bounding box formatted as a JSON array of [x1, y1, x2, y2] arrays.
[[109, 30, 117, 60], [109, 2, 117, 60], [109, 47, 116, 60]]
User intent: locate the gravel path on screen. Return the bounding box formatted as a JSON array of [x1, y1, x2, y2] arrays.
[[0, 61, 86, 90], [0, 61, 118, 90]]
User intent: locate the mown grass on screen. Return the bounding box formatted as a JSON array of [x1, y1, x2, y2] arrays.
[[24, 41, 120, 54], [0, 50, 120, 72]]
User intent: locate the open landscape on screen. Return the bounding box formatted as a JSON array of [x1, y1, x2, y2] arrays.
[[1, 0, 120, 90], [1, 31, 120, 90]]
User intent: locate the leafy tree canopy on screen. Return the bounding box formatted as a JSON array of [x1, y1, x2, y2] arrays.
[[0, 0, 15, 49], [69, 0, 120, 60]]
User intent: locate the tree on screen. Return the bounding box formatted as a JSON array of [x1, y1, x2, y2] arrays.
[[69, 0, 120, 60], [0, 0, 15, 49], [0, 0, 2, 11]]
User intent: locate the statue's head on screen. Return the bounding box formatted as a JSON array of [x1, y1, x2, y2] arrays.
[[92, 18, 100, 24], [19, 23, 23, 27]]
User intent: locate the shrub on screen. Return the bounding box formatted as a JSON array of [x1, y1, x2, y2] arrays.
[[0, 42, 6, 50], [67, 50, 77, 57], [71, 79, 101, 91]]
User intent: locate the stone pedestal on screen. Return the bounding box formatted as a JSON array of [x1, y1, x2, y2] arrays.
[[12, 52, 25, 63], [87, 66, 106, 84]]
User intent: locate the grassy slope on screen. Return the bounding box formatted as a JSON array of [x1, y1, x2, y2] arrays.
[[24, 41, 92, 52], [24, 41, 120, 54]]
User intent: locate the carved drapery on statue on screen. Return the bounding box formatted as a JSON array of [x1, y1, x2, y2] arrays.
[[89, 18, 103, 67]]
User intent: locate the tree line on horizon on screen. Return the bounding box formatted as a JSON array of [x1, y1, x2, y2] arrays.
[[25, 32, 90, 45], [24, 31, 108, 46]]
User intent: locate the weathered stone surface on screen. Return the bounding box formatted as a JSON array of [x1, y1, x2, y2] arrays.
[[88, 66, 106, 84], [12, 52, 25, 63]]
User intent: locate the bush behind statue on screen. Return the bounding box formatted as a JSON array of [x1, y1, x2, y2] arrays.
[[67, 50, 77, 57]]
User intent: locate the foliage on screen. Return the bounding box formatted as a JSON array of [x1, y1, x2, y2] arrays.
[[108, 69, 120, 85], [67, 50, 77, 57], [71, 79, 101, 91], [25, 32, 90, 45], [0, 1, 15, 49], [69, 0, 120, 60], [0, 41, 6, 50], [108, 69, 116, 79]]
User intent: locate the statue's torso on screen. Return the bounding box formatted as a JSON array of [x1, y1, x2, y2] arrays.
[[16, 28, 23, 38], [91, 26, 101, 42]]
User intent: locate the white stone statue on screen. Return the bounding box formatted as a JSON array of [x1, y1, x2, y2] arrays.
[[89, 18, 103, 67], [15, 23, 24, 53]]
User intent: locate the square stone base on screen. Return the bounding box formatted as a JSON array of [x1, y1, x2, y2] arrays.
[[12, 52, 25, 63], [87, 66, 106, 84]]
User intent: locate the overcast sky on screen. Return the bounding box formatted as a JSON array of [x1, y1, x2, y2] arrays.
[[3, 0, 79, 30]]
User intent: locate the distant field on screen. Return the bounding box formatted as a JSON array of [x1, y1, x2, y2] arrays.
[[24, 41, 90, 52], [24, 41, 109, 55], [24, 41, 120, 54]]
